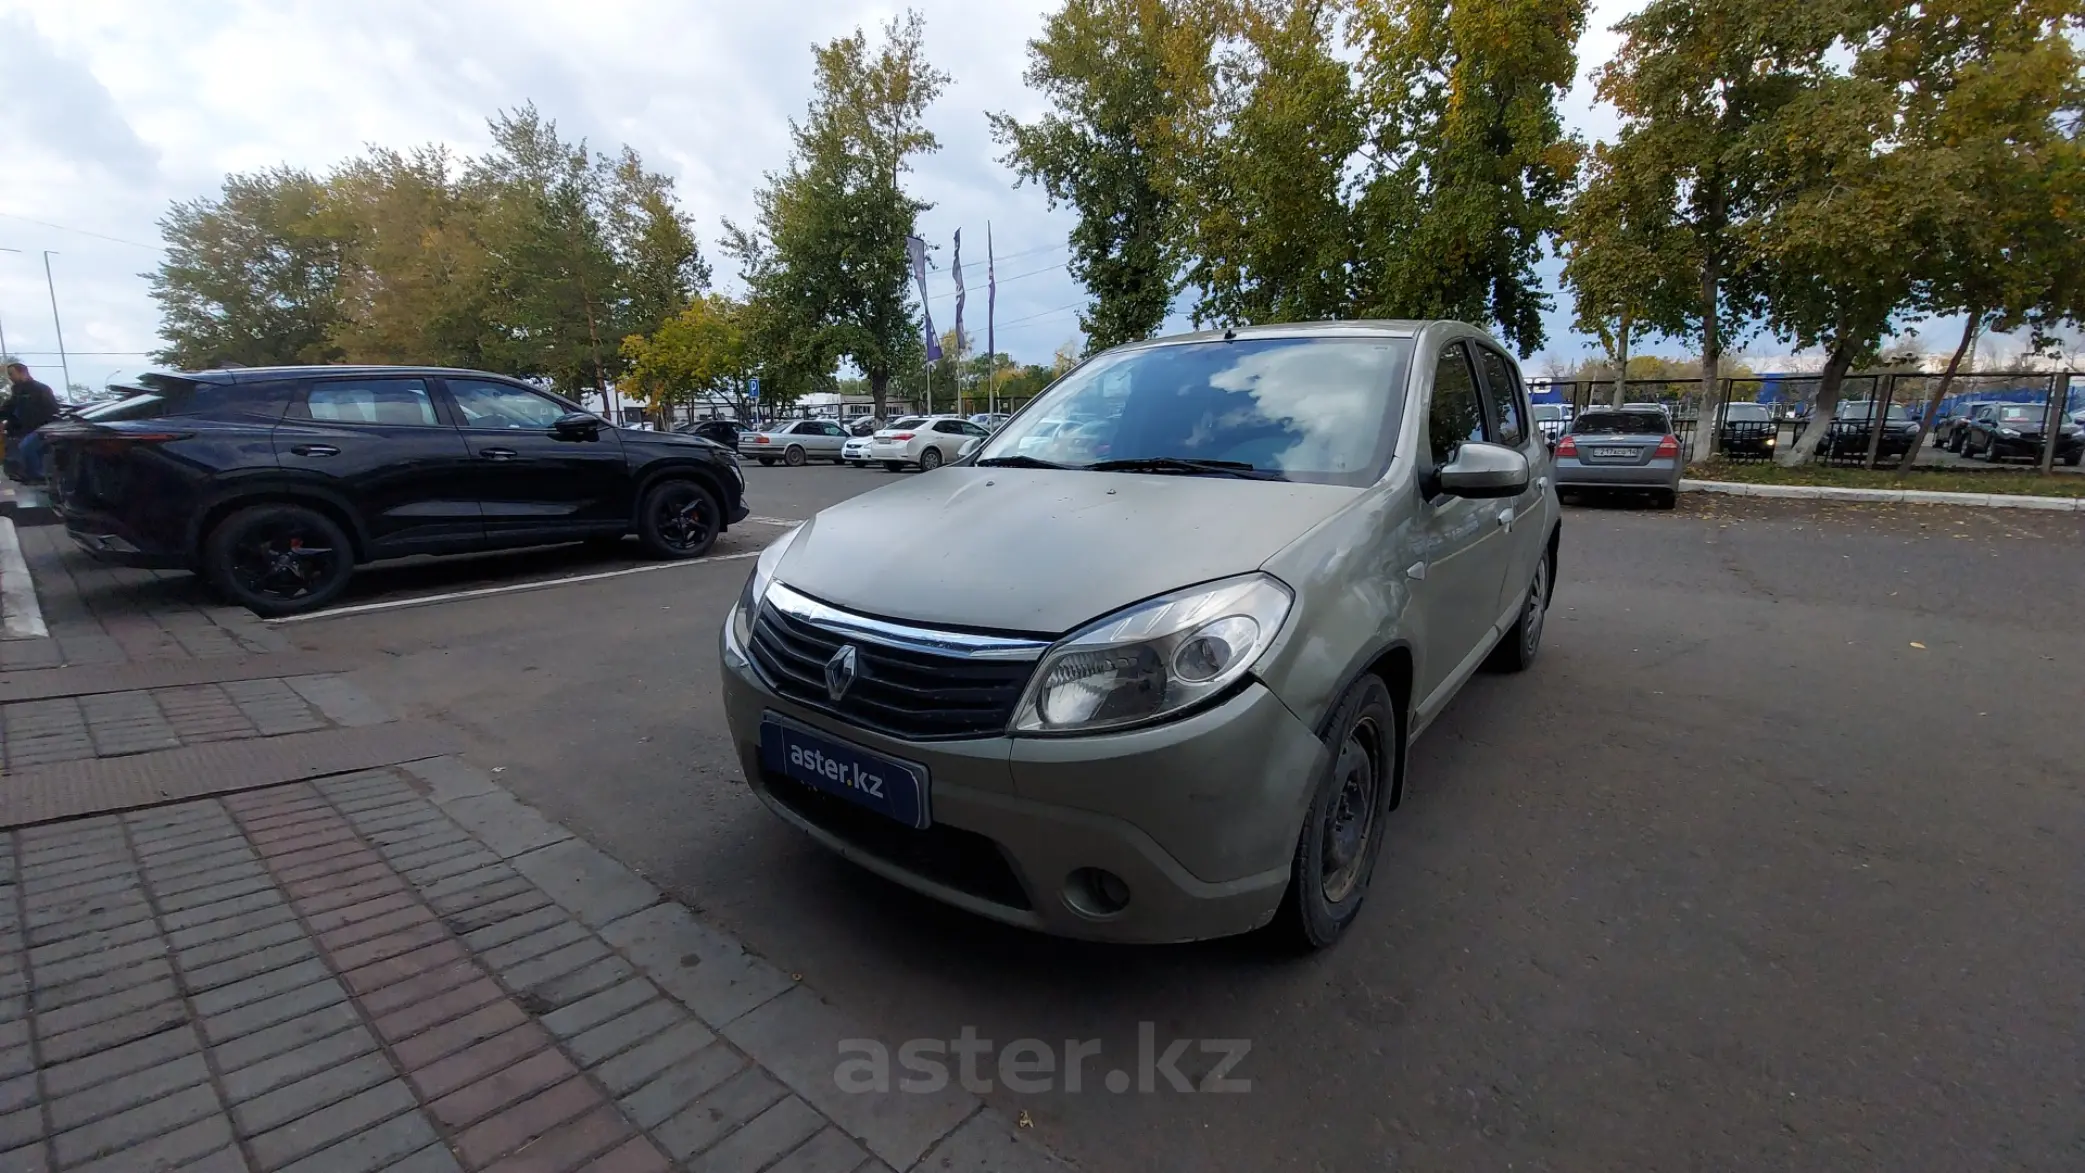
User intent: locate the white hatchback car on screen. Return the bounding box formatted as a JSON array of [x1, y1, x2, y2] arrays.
[[840, 435, 874, 466], [868, 415, 991, 472]]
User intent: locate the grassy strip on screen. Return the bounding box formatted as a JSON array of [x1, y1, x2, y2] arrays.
[[1692, 459, 2085, 498]]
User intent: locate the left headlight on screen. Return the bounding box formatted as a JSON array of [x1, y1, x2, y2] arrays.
[[728, 523, 803, 654], [1999, 427, 2021, 437], [1010, 573, 1293, 735]]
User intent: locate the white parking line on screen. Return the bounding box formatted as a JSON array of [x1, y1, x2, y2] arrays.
[[267, 549, 762, 625], [0, 518, 48, 639], [747, 516, 805, 526]]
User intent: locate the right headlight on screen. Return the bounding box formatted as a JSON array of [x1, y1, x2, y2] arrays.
[[1010, 573, 1293, 735], [729, 523, 803, 655]]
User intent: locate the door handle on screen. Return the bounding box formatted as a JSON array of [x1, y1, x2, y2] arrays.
[[289, 445, 339, 458], [1496, 507, 1515, 529], [480, 448, 518, 461]]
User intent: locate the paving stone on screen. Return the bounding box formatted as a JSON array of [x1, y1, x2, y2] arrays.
[[376, 837, 478, 877], [371, 977, 503, 1042], [33, 959, 172, 1018], [67, 1113, 232, 1173], [161, 889, 287, 935], [48, 1051, 213, 1130], [388, 999, 529, 1070], [436, 890, 552, 938], [511, 839, 659, 930], [405, 851, 505, 886], [567, 999, 687, 1068], [541, 978, 660, 1040], [500, 939, 613, 994], [174, 918, 305, 971], [617, 1043, 748, 1130], [723, 988, 976, 1171], [317, 905, 435, 952], [454, 1076, 602, 1166], [654, 1069, 789, 1161], [479, 1103, 630, 1173], [183, 940, 319, 994], [599, 903, 794, 1028], [0, 1073, 34, 1115], [685, 1095, 825, 1173], [200, 978, 347, 1044], [402, 756, 499, 804], [233, 1051, 394, 1136], [764, 1127, 870, 1173], [408, 1024, 553, 1100], [220, 1025, 378, 1105], [149, 861, 269, 901], [40, 1024, 198, 1097], [357, 960, 481, 1018], [439, 792, 571, 859], [273, 1113, 444, 1173], [167, 904, 295, 952], [245, 1080, 416, 1169], [591, 1018, 718, 1096], [461, 906, 569, 954], [39, 1001, 189, 1063], [191, 958, 333, 1017], [157, 874, 276, 914], [285, 676, 393, 727], [913, 1109, 1069, 1173], [425, 1046, 577, 1130], [477, 919, 590, 972], [339, 940, 467, 996], [423, 869, 529, 913], [0, 1106, 41, 1151], [35, 975, 180, 1037], [575, 1137, 672, 1173], [302, 890, 418, 937], [51, 1081, 219, 1166], [210, 1002, 364, 1072], [347, 1143, 460, 1173], [26, 918, 159, 967], [172, 1147, 252, 1173]]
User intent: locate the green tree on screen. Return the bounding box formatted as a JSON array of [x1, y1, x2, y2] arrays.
[[327, 146, 491, 367], [601, 146, 710, 347], [1347, 0, 1588, 355], [148, 167, 347, 368], [1560, 141, 1688, 405], [1181, 0, 1362, 326], [991, 0, 1216, 349], [1593, 0, 1843, 461], [621, 293, 754, 422], [730, 12, 946, 419]]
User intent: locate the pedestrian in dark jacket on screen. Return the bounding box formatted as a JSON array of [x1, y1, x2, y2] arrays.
[[4, 363, 60, 484]]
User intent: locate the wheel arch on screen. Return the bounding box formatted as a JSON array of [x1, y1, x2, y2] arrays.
[[1315, 639, 1414, 810], [189, 484, 370, 565], [630, 460, 734, 528]]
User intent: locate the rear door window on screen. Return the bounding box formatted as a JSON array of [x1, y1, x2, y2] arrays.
[[298, 378, 444, 427]]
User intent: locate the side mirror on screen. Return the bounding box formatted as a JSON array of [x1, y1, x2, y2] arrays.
[[1437, 441, 1531, 499], [552, 411, 606, 439]]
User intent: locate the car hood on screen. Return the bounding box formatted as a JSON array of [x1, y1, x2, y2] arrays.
[[618, 428, 733, 454], [773, 467, 1359, 634]]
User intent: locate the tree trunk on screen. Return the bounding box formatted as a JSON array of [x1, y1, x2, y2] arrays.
[[2038, 374, 2064, 474], [1904, 313, 1978, 460], [1861, 373, 1894, 470], [1613, 313, 1631, 408], [1692, 264, 1719, 464], [1779, 343, 1856, 466], [869, 369, 889, 423]]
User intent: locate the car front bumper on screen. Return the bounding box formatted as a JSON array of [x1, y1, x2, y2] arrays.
[[1554, 457, 1683, 489], [1987, 434, 2084, 459], [719, 611, 1326, 943], [840, 442, 872, 461]]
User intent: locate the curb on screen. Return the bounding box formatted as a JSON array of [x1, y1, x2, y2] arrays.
[[1680, 479, 2085, 512]]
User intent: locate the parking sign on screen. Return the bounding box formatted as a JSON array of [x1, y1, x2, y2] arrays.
[[749, 377, 761, 401]]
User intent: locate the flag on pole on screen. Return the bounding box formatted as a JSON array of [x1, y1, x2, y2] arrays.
[[906, 234, 941, 362], [951, 229, 966, 356]]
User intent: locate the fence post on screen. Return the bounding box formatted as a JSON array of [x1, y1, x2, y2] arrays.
[[1862, 373, 1894, 470], [2039, 374, 2064, 474]]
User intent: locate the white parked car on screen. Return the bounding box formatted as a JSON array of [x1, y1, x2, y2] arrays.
[[868, 415, 992, 472], [968, 412, 1011, 432], [738, 419, 849, 466], [840, 434, 875, 466]]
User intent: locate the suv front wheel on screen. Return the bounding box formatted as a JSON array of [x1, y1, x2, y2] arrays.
[[204, 503, 355, 617], [636, 479, 721, 559], [1274, 674, 1398, 951]]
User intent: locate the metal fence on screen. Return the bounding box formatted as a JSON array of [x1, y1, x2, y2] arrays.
[[1530, 370, 2084, 470]]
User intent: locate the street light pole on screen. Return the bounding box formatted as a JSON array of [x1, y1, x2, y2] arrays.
[[0, 247, 19, 361], [42, 252, 71, 395]]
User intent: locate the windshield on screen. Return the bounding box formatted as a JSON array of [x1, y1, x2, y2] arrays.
[[976, 337, 1414, 487], [1532, 405, 1564, 421], [1572, 411, 1667, 435], [1996, 407, 2041, 421], [1836, 402, 1911, 420], [1722, 404, 1771, 422]]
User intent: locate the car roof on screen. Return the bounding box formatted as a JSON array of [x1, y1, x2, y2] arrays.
[[163, 364, 536, 385]]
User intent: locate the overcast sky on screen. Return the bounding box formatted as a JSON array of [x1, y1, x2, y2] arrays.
[[0, 0, 1865, 394]]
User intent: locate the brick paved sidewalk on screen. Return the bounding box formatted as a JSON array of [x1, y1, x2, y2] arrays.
[[0, 760, 1061, 1173]]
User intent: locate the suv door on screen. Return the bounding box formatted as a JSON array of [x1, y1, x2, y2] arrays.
[[272, 376, 484, 557], [1472, 344, 1550, 620], [438, 377, 631, 543], [1408, 340, 1521, 716]]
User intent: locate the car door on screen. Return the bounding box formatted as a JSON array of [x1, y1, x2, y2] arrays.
[[1407, 340, 1521, 716], [929, 419, 969, 459], [807, 421, 848, 459], [1472, 344, 1550, 622], [438, 377, 631, 543], [271, 375, 484, 557]]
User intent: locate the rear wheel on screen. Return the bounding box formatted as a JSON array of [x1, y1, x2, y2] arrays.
[[919, 446, 944, 472], [783, 445, 807, 467], [205, 503, 354, 617], [1651, 488, 1678, 510], [1271, 675, 1398, 951], [635, 480, 720, 559], [1485, 545, 1551, 673]]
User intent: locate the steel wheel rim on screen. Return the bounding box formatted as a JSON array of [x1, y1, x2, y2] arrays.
[[1524, 554, 1549, 656], [654, 487, 713, 552], [920, 448, 941, 471], [229, 520, 338, 602], [1320, 717, 1381, 904], [785, 446, 806, 466]]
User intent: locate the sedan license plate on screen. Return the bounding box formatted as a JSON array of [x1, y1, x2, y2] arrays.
[[1593, 446, 1637, 459], [760, 716, 929, 829]]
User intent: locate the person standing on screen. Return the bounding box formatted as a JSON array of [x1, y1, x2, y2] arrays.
[[3, 363, 60, 484]]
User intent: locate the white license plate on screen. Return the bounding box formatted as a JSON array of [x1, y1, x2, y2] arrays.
[[1593, 447, 1636, 459]]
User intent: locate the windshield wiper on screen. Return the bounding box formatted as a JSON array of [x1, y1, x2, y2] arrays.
[[976, 455, 1070, 469], [1087, 457, 1287, 480]]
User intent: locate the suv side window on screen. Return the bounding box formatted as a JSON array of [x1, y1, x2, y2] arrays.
[[1426, 342, 1489, 467], [1474, 348, 1526, 447], [301, 378, 442, 426], [445, 379, 569, 430]]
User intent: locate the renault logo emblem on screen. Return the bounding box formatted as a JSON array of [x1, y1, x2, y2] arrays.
[[824, 645, 859, 703]]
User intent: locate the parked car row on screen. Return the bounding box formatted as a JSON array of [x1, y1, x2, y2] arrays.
[[1938, 403, 2083, 464]]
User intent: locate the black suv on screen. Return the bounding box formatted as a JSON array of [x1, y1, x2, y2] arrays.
[[43, 366, 750, 615]]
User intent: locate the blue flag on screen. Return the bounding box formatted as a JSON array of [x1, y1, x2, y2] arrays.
[[906, 235, 940, 361]]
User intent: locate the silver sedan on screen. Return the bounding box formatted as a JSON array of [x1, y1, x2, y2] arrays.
[[1552, 407, 1684, 509]]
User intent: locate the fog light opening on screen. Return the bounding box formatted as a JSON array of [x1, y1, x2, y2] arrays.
[[1063, 867, 1132, 919]]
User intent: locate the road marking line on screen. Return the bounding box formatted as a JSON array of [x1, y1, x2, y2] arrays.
[[267, 550, 762, 625], [747, 516, 804, 526], [0, 518, 48, 639]]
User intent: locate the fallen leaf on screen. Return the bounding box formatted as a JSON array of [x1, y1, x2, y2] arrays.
[[1017, 1110, 1034, 1129], [1909, 642, 1926, 649]]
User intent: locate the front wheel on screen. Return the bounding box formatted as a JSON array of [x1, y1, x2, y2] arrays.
[[205, 503, 355, 617], [883, 461, 904, 473], [1485, 545, 1551, 673], [919, 446, 944, 472], [757, 457, 776, 467], [636, 480, 720, 559], [1271, 675, 1398, 951]]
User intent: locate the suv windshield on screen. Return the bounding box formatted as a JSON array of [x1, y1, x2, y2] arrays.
[[1836, 402, 1911, 420], [1531, 405, 1564, 421], [1995, 406, 2041, 421], [1572, 411, 1667, 435], [975, 337, 1415, 487], [1722, 403, 1771, 422]]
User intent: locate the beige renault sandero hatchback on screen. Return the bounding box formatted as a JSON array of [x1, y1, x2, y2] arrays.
[[720, 321, 1558, 949]]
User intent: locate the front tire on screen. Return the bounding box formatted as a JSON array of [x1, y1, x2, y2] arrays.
[[758, 457, 776, 467], [883, 461, 904, 473], [635, 480, 720, 559], [1485, 544, 1552, 673], [204, 503, 354, 617], [919, 446, 944, 472], [1271, 675, 1398, 951]]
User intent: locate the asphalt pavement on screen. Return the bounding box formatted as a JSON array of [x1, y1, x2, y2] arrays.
[[277, 464, 2085, 1172]]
